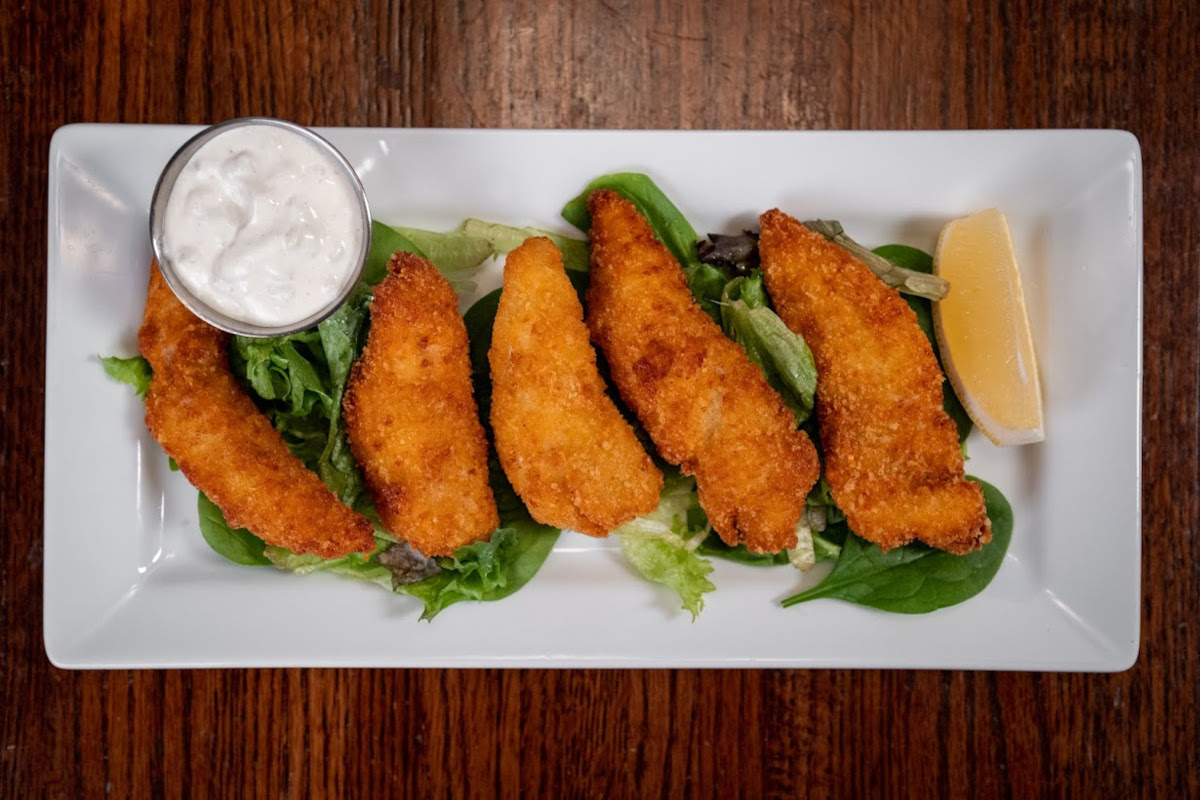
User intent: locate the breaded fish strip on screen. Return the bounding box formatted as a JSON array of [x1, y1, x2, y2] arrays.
[[343, 252, 499, 556], [586, 190, 819, 553], [758, 209, 991, 554], [489, 237, 663, 536], [138, 263, 375, 558]]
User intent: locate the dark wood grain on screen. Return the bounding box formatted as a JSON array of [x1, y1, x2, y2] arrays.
[[3, 0, 1196, 797]]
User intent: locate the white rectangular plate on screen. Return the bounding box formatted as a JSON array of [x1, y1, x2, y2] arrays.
[[45, 126, 1142, 669]]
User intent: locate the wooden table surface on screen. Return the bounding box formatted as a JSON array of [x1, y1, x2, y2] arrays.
[[3, 1, 1196, 796]]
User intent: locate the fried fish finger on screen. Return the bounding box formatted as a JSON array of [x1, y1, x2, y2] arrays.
[[138, 262, 375, 558], [758, 209, 991, 554], [489, 237, 663, 536], [586, 190, 819, 553], [343, 252, 499, 556]]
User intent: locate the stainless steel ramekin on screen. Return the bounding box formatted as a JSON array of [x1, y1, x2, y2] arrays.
[[149, 117, 371, 337]]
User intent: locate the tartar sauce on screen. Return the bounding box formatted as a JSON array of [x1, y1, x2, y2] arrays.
[[161, 124, 364, 328]]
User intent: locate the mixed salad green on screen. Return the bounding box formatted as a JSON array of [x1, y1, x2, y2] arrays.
[[103, 173, 1011, 620]]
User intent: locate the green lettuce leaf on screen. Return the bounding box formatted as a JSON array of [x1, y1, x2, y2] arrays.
[[614, 473, 716, 618], [781, 478, 1012, 613], [461, 219, 590, 272], [263, 539, 396, 591], [619, 533, 715, 620], [312, 285, 374, 504], [100, 354, 152, 397], [812, 531, 843, 561], [390, 218, 591, 274], [379, 218, 590, 295], [719, 272, 818, 425], [399, 521, 559, 620], [368, 220, 485, 296], [228, 287, 372, 510], [388, 225, 494, 273]]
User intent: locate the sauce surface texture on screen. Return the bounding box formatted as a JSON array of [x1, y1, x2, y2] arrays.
[[162, 124, 363, 327]]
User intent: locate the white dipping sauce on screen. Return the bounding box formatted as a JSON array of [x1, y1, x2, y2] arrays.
[[161, 124, 363, 327]]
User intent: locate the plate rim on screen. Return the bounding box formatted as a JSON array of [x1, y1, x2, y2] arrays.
[[43, 124, 1144, 671]]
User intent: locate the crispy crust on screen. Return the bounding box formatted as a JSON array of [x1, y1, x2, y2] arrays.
[[489, 237, 663, 536], [342, 252, 499, 556], [138, 263, 375, 558], [585, 190, 819, 553], [758, 209, 991, 554]]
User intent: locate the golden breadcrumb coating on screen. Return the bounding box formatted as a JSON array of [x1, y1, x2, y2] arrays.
[[489, 237, 663, 536], [342, 252, 499, 556], [758, 209, 991, 554], [138, 262, 375, 558], [585, 190, 819, 553]]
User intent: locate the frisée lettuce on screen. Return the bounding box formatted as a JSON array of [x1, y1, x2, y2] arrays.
[[613, 472, 716, 619]]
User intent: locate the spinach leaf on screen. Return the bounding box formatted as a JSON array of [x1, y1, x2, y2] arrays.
[[562, 173, 733, 317], [697, 524, 841, 569], [873, 244, 973, 443], [781, 478, 1012, 613], [462, 287, 503, 422], [197, 492, 270, 566], [698, 537, 790, 566], [719, 272, 818, 425], [365, 220, 428, 285], [100, 354, 152, 397], [562, 172, 702, 270]]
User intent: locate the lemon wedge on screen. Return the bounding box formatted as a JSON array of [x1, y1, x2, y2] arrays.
[[933, 209, 1044, 446]]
